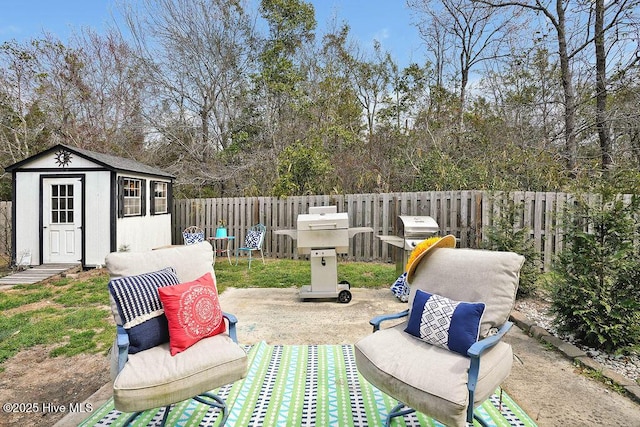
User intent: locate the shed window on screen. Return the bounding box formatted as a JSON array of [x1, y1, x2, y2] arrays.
[[150, 181, 168, 215], [121, 178, 144, 217], [51, 184, 74, 223]]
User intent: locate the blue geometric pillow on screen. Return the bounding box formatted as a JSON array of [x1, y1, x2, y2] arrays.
[[405, 289, 485, 356], [390, 272, 409, 302], [108, 267, 180, 354], [183, 231, 205, 245], [244, 230, 262, 248]]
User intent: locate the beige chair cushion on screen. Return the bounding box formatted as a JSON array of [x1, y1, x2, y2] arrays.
[[113, 334, 247, 412], [408, 248, 524, 337], [106, 241, 214, 281], [354, 323, 513, 427]]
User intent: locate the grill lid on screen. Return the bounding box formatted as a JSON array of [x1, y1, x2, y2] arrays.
[[398, 216, 439, 237], [297, 212, 349, 231]]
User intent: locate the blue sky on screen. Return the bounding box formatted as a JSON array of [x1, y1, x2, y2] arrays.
[[0, 0, 422, 68], [310, 0, 423, 66]]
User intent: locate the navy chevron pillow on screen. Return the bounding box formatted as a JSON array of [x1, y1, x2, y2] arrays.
[[108, 267, 180, 353], [405, 289, 485, 356]]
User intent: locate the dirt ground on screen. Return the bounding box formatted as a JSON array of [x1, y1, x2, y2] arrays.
[[3, 286, 640, 427], [0, 346, 109, 427]]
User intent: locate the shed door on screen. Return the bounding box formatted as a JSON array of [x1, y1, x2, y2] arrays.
[[42, 177, 83, 264]]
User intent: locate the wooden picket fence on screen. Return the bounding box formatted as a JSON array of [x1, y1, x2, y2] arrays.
[[172, 191, 585, 270], [0, 191, 632, 270]]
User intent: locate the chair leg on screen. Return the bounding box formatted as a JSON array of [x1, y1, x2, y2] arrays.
[[194, 392, 229, 425], [473, 411, 490, 427], [384, 401, 489, 427], [386, 401, 415, 427], [122, 411, 142, 426], [122, 405, 171, 426], [470, 390, 504, 427]]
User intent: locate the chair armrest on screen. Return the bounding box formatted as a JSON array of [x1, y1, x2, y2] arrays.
[[466, 320, 513, 414], [115, 325, 129, 374], [467, 321, 512, 358], [223, 312, 239, 343], [370, 309, 410, 332]]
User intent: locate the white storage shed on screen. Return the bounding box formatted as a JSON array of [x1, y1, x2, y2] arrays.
[[5, 144, 175, 268]]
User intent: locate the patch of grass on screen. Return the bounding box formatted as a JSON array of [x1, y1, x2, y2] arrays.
[[215, 259, 310, 292], [0, 276, 114, 367], [0, 308, 68, 363], [214, 258, 396, 293], [339, 261, 397, 288], [50, 330, 101, 357], [53, 276, 110, 306], [0, 306, 113, 364], [0, 284, 54, 310]]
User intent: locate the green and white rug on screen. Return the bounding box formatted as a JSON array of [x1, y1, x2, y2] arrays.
[[81, 342, 537, 426]]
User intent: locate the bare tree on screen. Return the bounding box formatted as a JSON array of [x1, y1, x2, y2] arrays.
[[408, 0, 516, 128], [69, 29, 147, 155], [121, 0, 257, 187], [0, 40, 47, 163], [477, 0, 640, 175], [345, 42, 391, 142], [593, 0, 640, 172]]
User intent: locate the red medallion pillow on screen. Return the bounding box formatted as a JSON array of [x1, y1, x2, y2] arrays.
[[158, 272, 225, 356]]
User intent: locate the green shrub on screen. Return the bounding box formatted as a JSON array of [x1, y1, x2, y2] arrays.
[[483, 196, 541, 298], [550, 189, 640, 352]]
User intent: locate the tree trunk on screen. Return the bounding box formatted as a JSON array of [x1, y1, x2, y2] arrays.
[[201, 96, 209, 155], [594, 0, 612, 173], [556, 0, 578, 175], [459, 53, 468, 131]]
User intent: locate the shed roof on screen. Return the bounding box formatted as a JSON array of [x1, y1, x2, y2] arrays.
[[5, 144, 175, 179]]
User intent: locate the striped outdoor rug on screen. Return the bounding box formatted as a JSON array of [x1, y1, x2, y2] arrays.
[[81, 342, 537, 426]]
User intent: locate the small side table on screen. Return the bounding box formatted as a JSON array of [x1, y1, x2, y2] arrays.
[[208, 236, 235, 265]]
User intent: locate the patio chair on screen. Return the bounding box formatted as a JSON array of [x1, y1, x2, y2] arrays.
[[236, 223, 266, 268], [105, 242, 247, 426], [354, 247, 524, 427], [182, 225, 205, 245]]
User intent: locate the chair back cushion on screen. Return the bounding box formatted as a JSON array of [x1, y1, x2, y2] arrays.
[[408, 248, 524, 337]]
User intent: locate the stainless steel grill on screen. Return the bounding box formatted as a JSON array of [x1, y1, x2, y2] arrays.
[[377, 215, 440, 275], [275, 206, 372, 303]]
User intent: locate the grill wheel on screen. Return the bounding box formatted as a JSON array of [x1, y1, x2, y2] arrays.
[[338, 289, 352, 304]]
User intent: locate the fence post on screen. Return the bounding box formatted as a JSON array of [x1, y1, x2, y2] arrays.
[[475, 192, 483, 248]]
